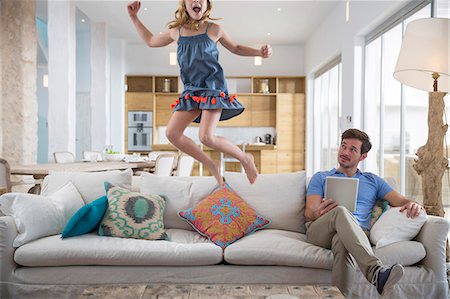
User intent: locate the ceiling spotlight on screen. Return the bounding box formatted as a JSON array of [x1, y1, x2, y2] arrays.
[[346, 0, 350, 22], [169, 52, 177, 66], [277, 8, 281, 12], [267, 33, 271, 36], [144, 7, 148, 11], [81, 19, 86, 23]]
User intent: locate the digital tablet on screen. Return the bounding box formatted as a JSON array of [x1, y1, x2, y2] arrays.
[[324, 177, 359, 212]]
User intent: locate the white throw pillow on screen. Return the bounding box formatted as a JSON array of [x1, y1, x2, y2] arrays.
[[370, 206, 427, 249], [0, 181, 84, 247], [41, 169, 132, 204]]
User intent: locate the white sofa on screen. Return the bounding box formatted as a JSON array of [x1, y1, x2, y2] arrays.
[[0, 170, 448, 299]]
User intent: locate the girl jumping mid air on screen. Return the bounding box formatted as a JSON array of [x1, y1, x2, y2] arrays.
[[128, 0, 272, 185]]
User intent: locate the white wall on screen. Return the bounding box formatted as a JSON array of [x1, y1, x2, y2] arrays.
[[76, 30, 91, 159], [90, 23, 110, 152], [110, 38, 126, 153], [37, 65, 48, 163], [304, 0, 409, 175], [125, 44, 304, 76], [47, 0, 77, 161], [76, 31, 91, 93]]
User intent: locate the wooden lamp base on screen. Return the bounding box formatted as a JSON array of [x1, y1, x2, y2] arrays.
[[413, 91, 449, 260]]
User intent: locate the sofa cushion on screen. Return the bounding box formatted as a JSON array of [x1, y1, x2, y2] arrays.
[[223, 171, 307, 233], [224, 229, 333, 269], [62, 195, 108, 238], [370, 207, 427, 249], [98, 182, 166, 240], [0, 182, 84, 247], [14, 229, 223, 267], [224, 229, 425, 269], [41, 169, 133, 204], [373, 241, 426, 266], [139, 173, 217, 230], [178, 183, 270, 248], [370, 199, 390, 228]]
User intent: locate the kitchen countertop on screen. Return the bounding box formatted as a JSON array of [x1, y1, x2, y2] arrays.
[[152, 143, 276, 151]]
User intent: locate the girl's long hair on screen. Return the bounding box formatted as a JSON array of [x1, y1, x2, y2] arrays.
[[168, 0, 220, 31]]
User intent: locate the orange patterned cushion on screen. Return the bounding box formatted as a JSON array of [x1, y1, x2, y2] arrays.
[[178, 183, 270, 248]]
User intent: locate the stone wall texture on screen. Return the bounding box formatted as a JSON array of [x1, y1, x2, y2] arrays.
[[0, 0, 38, 165]]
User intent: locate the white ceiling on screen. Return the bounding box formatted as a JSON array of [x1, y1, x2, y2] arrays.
[[73, 0, 339, 46]]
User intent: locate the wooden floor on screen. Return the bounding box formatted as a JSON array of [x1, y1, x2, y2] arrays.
[[78, 284, 345, 299]]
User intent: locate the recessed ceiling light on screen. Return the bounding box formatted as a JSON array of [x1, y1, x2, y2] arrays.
[[277, 8, 281, 12], [144, 7, 148, 11], [267, 33, 271, 36], [81, 19, 86, 23]]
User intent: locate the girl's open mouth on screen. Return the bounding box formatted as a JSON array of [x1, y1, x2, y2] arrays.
[[192, 3, 201, 13]]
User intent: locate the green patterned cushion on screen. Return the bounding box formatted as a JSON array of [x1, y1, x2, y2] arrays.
[[370, 199, 390, 229], [98, 182, 167, 240]]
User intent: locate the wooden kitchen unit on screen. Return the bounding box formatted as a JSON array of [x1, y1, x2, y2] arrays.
[[125, 75, 305, 173]]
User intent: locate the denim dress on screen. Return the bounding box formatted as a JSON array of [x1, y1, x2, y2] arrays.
[[171, 22, 245, 123]]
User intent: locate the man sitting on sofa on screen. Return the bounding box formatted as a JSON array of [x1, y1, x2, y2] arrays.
[[305, 128, 425, 297]]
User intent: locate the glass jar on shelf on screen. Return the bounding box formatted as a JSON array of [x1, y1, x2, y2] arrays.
[[162, 79, 171, 92], [259, 79, 269, 94]]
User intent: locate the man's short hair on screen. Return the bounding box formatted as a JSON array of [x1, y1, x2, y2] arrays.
[[341, 129, 372, 154]]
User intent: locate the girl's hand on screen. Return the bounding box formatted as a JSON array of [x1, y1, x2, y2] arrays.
[[260, 44, 272, 58], [128, 1, 141, 18]]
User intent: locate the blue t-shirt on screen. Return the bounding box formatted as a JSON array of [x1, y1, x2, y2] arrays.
[[307, 168, 393, 231]]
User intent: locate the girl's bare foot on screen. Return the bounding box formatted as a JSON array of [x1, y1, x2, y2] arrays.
[[207, 159, 223, 185], [241, 153, 258, 184]]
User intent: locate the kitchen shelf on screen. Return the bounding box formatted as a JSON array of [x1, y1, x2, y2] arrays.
[[126, 76, 153, 92], [154, 76, 179, 93]]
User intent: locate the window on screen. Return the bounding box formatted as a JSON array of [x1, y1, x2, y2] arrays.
[[364, 0, 449, 216], [313, 59, 342, 171]]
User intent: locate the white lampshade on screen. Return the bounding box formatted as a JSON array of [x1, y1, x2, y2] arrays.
[[393, 18, 449, 92]]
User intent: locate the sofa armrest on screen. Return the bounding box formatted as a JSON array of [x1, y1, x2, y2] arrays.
[[0, 216, 18, 283], [415, 215, 449, 279]]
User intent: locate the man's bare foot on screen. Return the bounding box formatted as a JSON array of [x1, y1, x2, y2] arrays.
[[207, 159, 223, 185], [241, 153, 258, 184]]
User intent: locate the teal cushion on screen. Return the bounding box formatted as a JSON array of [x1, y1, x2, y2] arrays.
[[61, 196, 108, 238]]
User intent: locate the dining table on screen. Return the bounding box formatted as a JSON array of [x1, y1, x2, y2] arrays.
[[11, 160, 155, 178], [10, 160, 155, 194]]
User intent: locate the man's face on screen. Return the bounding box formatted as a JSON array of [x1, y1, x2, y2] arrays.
[[337, 138, 367, 169]]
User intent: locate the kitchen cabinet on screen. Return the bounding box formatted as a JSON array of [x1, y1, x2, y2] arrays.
[[124, 76, 154, 153], [124, 75, 305, 172], [151, 144, 277, 176]]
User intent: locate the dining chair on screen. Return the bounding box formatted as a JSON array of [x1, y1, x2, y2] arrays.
[[53, 152, 75, 164], [153, 153, 177, 176], [175, 154, 195, 177], [220, 144, 246, 176], [0, 158, 12, 194], [82, 151, 103, 162], [148, 151, 177, 161], [0, 158, 39, 194]]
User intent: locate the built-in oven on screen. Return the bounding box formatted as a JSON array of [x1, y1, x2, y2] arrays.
[[128, 111, 152, 152]]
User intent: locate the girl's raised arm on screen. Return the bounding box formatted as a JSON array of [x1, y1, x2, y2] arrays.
[[215, 24, 272, 58], [128, 1, 175, 47]]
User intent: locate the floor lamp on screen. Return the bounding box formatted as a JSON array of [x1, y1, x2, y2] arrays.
[[394, 18, 449, 257]]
